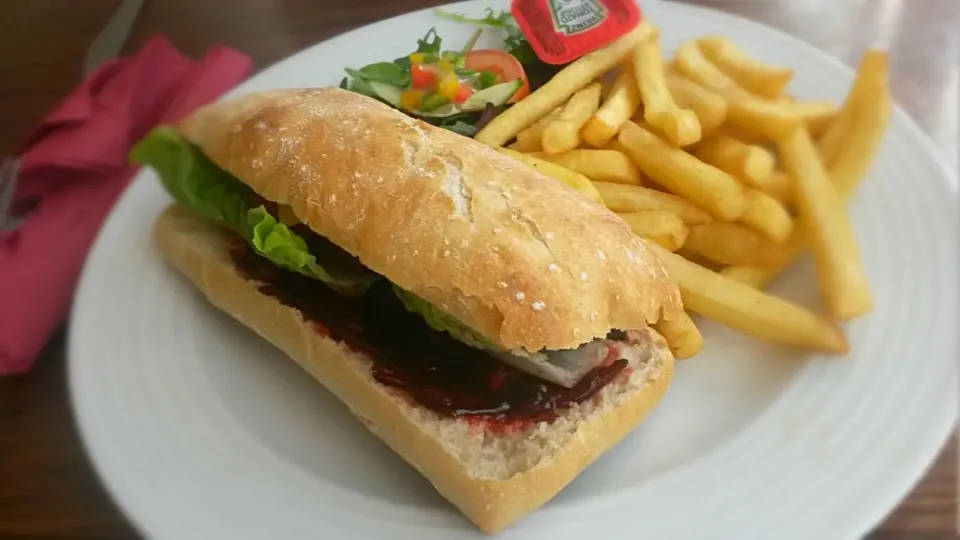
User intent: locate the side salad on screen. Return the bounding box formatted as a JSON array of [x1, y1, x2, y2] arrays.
[[340, 9, 566, 138]]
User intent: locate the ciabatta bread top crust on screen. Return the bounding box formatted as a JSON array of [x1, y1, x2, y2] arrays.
[[178, 87, 683, 351]]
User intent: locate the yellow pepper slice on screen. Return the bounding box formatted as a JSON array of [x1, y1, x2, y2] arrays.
[[437, 74, 460, 101], [401, 89, 423, 110], [436, 58, 454, 73]]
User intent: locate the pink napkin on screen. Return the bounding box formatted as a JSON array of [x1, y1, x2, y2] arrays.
[[0, 34, 251, 375]]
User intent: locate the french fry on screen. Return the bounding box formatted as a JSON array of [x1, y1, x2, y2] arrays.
[[653, 311, 704, 359], [632, 33, 702, 146], [476, 22, 655, 147], [599, 75, 616, 100], [692, 133, 776, 190], [581, 68, 643, 147], [674, 41, 736, 99], [724, 51, 892, 289], [763, 170, 794, 206], [593, 181, 714, 225], [541, 83, 603, 154], [706, 125, 794, 207], [738, 187, 794, 243], [674, 40, 802, 140], [722, 156, 864, 288], [786, 99, 840, 137], [617, 210, 689, 251], [514, 108, 561, 152], [778, 128, 872, 319], [716, 120, 769, 146], [530, 149, 642, 185], [825, 51, 892, 194], [726, 98, 804, 141], [617, 121, 745, 220], [719, 231, 806, 288], [818, 52, 888, 167], [698, 36, 794, 99], [816, 111, 852, 168], [648, 243, 848, 353], [601, 138, 632, 155], [684, 222, 786, 267], [665, 73, 728, 134], [676, 246, 724, 270], [497, 148, 603, 203], [830, 89, 892, 200]]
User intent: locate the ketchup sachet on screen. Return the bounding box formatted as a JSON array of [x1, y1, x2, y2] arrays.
[[511, 0, 643, 65]]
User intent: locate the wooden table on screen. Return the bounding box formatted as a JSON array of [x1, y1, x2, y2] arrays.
[[0, 1, 956, 538]]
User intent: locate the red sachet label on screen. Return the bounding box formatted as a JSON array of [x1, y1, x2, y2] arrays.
[[511, 0, 642, 65]]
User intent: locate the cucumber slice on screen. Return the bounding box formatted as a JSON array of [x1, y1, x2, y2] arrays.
[[368, 81, 459, 117], [414, 103, 461, 117], [462, 79, 523, 112], [368, 79, 521, 117], [367, 81, 404, 108]]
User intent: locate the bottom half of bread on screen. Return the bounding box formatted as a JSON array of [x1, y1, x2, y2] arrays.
[[153, 203, 676, 534]]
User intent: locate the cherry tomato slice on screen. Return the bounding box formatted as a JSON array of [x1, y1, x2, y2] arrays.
[[410, 63, 437, 90], [464, 50, 531, 102]]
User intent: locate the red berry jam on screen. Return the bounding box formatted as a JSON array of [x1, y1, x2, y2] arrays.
[[231, 246, 626, 426]]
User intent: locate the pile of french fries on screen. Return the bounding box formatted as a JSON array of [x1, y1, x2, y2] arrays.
[[476, 20, 893, 360]]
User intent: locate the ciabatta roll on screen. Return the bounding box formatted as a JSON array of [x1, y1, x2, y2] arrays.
[[133, 87, 684, 533]]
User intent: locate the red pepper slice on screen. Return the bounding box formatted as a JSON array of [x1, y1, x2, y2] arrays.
[[410, 63, 437, 90]]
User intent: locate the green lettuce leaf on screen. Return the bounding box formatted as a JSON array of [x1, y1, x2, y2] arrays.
[[392, 286, 496, 350], [434, 8, 537, 65], [131, 126, 254, 232], [245, 206, 346, 284], [130, 127, 375, 294]]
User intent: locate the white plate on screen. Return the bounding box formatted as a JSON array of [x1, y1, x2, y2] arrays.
[[69, 1, 959, 538]]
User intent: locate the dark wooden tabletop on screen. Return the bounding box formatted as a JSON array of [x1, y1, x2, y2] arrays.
[[0, 1, 956, 538]]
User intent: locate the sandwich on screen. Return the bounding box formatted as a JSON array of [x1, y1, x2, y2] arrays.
[[131, 87, 684, 533]]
